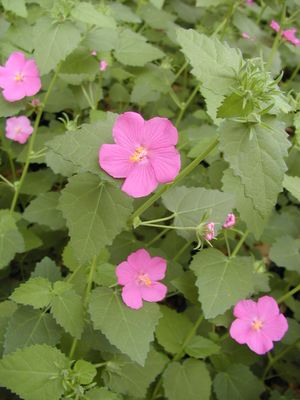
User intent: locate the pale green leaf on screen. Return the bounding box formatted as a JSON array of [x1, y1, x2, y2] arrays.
[[0, 344, 70, 400], [185, 336, 220, 359], [2, 0, 27, 17], [23, 192, 66, 230], [283, 175, 300, 202], [163, 359, 211, 400], [114, 29, 164, 67], [213, 364, 264, 400], [73, 360, 97, 385], [51, 281, 84, 339], [156, 306, 193, 354], [190, 249, 254, 318], [19, 226, 43, 252], [196, 0, 228, 6], [109, 2, 141, 23], [219, 118, 290, 217], [0, 301, 17, 356], [34, 17, 81, 75], [269, 236, 300, 273], [20, 169, 57, 196], [4, 306, 62, 354], [162, 186, 234, 240], [83, 28, 118, 52], [171, 271, 199, 304], [31, 257, 62, 283], [89, 287, 161, 365], [0, 96, 25, 117], [71, 2, 116, 28], [10, 277, 53, 309], [0, 210, 24, 269], [86, 387, 122, 400], [59, 173, 133, 264]]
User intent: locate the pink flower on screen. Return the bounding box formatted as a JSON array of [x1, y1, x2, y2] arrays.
[[31, 98, 41, 108], [91, 50, 97, 56], [5, 116, 33, 144], [270, 20, 280, 33], [99, 60, 108, 71], [282, 28, 300, 46], [116, 249, 167, 309], [0, 52, 41, 102], [223, 213, 236, 229], [242, 32, 251, 39], [205, 222, 215, 241], [99, 112, 181, 198], [230, 296, 288, 355], [246, 0, 254, 5]]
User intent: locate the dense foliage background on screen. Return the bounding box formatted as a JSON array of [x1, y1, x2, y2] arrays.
[[0, 0, 299, 399]]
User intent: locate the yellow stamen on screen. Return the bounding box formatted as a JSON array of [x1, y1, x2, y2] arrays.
[[130, 146, 147, 162], [14, 73, 24, 82], [138, 274, 152, 286], [251, 319, 263, 331]]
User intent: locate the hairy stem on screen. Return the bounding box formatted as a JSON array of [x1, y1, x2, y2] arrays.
[[230, 230, 249, 258]]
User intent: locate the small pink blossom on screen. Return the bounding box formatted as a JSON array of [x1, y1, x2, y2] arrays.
[[230, 296, 288, 355], [5, 116, 33, 144], [205, 222, 215, 241], [116, 249, 167, 309], [242, 32, 251, 40], [91, 50, 97, 56], [282, 28, 300, 46], [31, 98, 41, 108], [0, 52, 41, 102], [246, 0, 254, 5], [223, 213, 236, 229], [270, 20, 280, 33], [99, 60, 108, 71], [99, 112, 181, 198]]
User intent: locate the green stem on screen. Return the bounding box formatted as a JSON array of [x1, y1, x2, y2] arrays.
[[231, 229, 249, 257], [266, 3, 286, 70], [175, 84, 200, 127], [81, 84, 95, 110], [224, 231, 231, 256], [129, 138, 219, 225], [283, 63, 300, 86], [7, 152, 16, 181], [142, 214, 175, 225], [174, 61, 189, 82], [0, 174, 14, 189], [10, 66, 61, 213], [140, 222, 197, 231], [173, 240, 193, 262], [93, 362, 107, 368], [146, 228, 169, 247], [68, 256, 97, 359], [277, 283, 300, 304], [256, 3, 267, 24]]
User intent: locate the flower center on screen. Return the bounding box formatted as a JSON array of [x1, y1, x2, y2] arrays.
[[251, 318, 263, 331], [130, 146, 148, 163], [137, 273, 152, 287], [14, 72, 24, 82], [14, 126, 22, 134]]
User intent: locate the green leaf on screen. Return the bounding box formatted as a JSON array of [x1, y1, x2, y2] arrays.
[[0, 96, 25, 117], [20, 170, 57, 196], [106, 349, 167, 398], [0, 210, 24, 269], [51, 281, 84, 339], [217, 93, 253, 118], [10, 277, 53, 309], [163, 359, 211, 400], [171, 271, 199, 304], [83, 28, 118, 52], [219, 118, 290, 218], [23, 192, 66, 231], [283, 175, 300, 202], [0, 301, 17, 356], [190, 249, 254, 318], [114, 29, 164, 66], [176, 29, 242, 94], [155, 306, 193, 354], [185, 336, 220, 359], [269, 236, 300, 273], [4, 306, 62, 354], [1, 0, 27, 17], [73, 360, 97, 385], [196, 0, 228, 6], [46, 114, 117, 177], [71, 2, 116, 28], [162, 186, 234, 240], [213, 364, 264, 400], [222, 169, 267, 239], [31, 257, 62, 283], [59, 173, 133, 265], [19, 226, 43, 252], [86, 387, 122, 400], [33, 17, 81, 75], [0, 344, 70, 400], [89, 287, 161, 365]]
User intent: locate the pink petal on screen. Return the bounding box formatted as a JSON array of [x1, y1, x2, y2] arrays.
[[140, 282, 167, 302], [149, 146, 181, 183], [122, 163, 158, 198], [246, 330, 274, 355], [116, 261, 137, 285], [99, 144, 133, 178], [5, 52, 26, 73], [0, 66, 13, 88], [22, 59, 40, 78], [233, 299, 257, 320], [127, 248, 151, 270], [257, 296, 280, 321], [143, 117, 178, 149], [229, 319, 251, 344], [121, 283, 143, 309], [145, 257, 167, 280], [113, 112, 145, 151], [262, 314, 288, 341], [2, 82, 26, 102], [24, 77, 41, 97]]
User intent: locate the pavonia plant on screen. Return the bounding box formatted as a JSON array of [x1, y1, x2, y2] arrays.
[[0, 0, 299, 399]]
